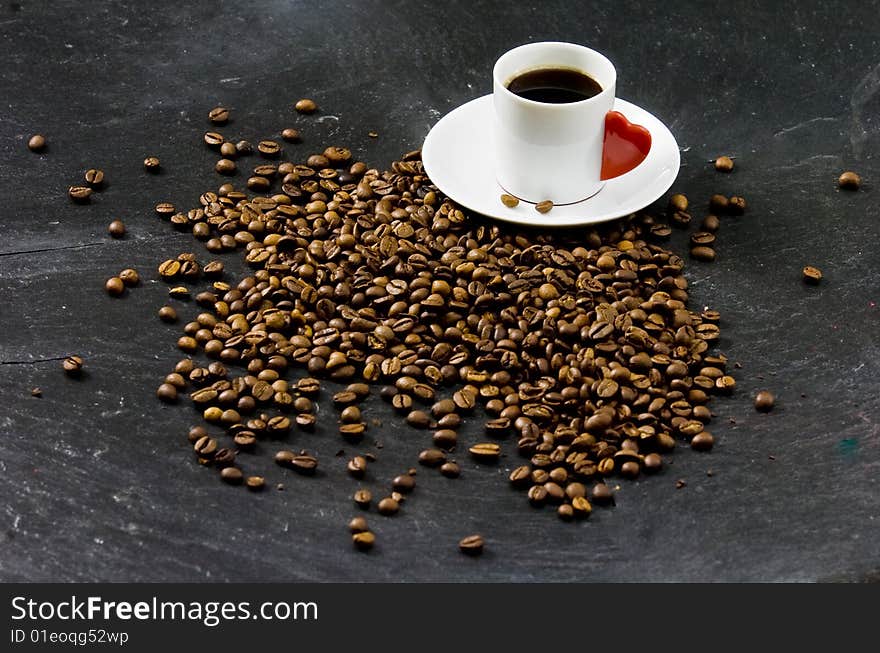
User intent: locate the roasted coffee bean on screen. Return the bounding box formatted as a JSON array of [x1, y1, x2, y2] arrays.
[[802, 265, 822, 285], [644, 453, 663, 472], [392, 474, 416, 493], [119, 268, 139, 286], [406, 410, 432, 428], [340, 405, 362, 424], [440, 462, 460, 478], [709, 194, 729, 213], [208, 106, 230, 124], [691, 431, 715, 451], [295, 98, 317, 114], [469, 442, 501, 461], [290, 454, 318, 474], [282, 128, 301, 143], [432, 429, 458, 449], [61, 355, 83, 376], [347, 455, 367, 477], [105, 277, 125, 296], [155, 202, 175, 216], [418, 448, 447, 467], [220, 466, 243, 484], [258, 140, 281, 156], [728, 196, 746, 214], [535, 200, 554, 214], [377, 497, 399, 516], [68, 185, 92, 203], [204, 131, 224, 147], [84, 168, 104, 188], [669, 193, 688, 212], [714, 155, 734, 172], [591, 483, 614, 505], [458, 534, 484, 555], [690, 246, 716, 262], [500, 194, 519, 208], [754, 390, 775, 412], [528, 485, 548, 506], [838, 170, 861, 190], [349, 516, 369, 533], [28, 134, 46, 152], [352, 531, 375, 551], [353, 488, 372, 508], [701, 214, 720, 232], [108, 219, 126, 238], [144, 156, 160, 172], [246, 476, 265, 491], [690, 231, 716, 246], [215, 158, 236, 174]]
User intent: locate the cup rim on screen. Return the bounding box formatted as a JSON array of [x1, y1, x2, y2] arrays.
[[493, 41, 616, 109]]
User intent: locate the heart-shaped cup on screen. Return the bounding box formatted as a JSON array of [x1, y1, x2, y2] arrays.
[[493, 42, 652, 204]]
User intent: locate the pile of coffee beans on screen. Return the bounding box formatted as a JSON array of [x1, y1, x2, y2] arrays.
[[147, 106, 737, 548]]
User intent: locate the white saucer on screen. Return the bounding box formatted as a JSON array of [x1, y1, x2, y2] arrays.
[[422, 94, 680, 227]]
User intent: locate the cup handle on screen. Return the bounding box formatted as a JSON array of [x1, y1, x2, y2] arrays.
[[600, 110, 652, 180]]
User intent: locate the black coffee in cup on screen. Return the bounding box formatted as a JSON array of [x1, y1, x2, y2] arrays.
[[506, 67, 602, 104]]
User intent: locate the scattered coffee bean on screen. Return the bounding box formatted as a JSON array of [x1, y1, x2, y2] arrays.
[[838, 171, 861, 190], [105, 276, 125, 296], [84, 168, 104, 188], [118, 268, 139, 286], [458, 534, 484, 556], [144, 156, 160, 172], [728, 196, 746, 215], [469, 442, 501, 462], [156, 383, 178, 402], [392, 474, 416, 493], [591, 483, 613, 505], [220, 466, 243, 484], [68, 185, 92, 203], [500, 193, 519, 208], [802, 265, 822, 285], [353, 488, 372, 508], [204, 131, 224, 147], [108, 220, 126, 238], [246, 476, 265, 491], [535, 200, 553, 214], [349, 516, 369, 533], [352, 531, 375, 551], [754, 390, 775, 412], [377, 497, 399, 516], [208, 106, 230, 124], [691, 431, 715, 451], [155, 202, 175, 216], [690, 246, 716, 262], [701, 214, 720, 232], [347, 455, 367, 478], [709, 194, 729, 213], [215, 158, 236, 174], [714, 155, 734, 172], [295, 98, 317, 114], [62, 355, 83, 376], [27, 134, 46, 152], [258, 140, 281, 156], [282, 128, 301, 142], [439, 462, 461, 478]]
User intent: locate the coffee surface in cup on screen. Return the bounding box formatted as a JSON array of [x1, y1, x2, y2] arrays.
[[506, 67, 602, 103]]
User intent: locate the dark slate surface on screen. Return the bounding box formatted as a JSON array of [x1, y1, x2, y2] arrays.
[[1, 0, 878, 582]]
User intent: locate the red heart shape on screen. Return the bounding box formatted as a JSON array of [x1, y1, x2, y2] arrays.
[[601, 110, 652, 180]]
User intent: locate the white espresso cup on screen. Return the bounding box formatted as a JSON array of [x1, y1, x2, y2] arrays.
[[493, 41, 651, 205]]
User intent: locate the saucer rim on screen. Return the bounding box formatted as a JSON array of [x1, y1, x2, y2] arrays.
[[422, 94, 680, 228]]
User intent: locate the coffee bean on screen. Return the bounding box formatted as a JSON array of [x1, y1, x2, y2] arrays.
[[156, 383, 178, 402], [418, 448, 447, 467], [108, 220, 126, 238], [728, 196, 746, 215], [204, 131, 224, 147], [155, 202, 175, 216], [291, 454, 318, 474], [62, 355, 83, 375], [144, 156, 160, 172], [754, 390, 775, 412], [323, 146, 351, 163], [158, 259, 181, 279], [258, 140, 281, 156], [215, 158, 236, 175], [246, 476, 265, 491], [349, 516, 369, 533], [392, 474, 416, 492], [440, 462, 460, 478], [709, 194, 729, 213], [701, 215, 720, 232], [406, 410, 432, 428], [668, 193, 688, 212], [500, 194, 519, 208], [68, 186, 92, 203], [591, 483, 613, 505], [432, 429, 458, 449], [105, 277, 125, 296], [208, 106, 229, 124], [377, 497, 399, 516], [220, 466, 243, 484], [469, 442, 501, 461], [119, 268, 139, 286], [347, 455, 367, 478], [714, 155, 734, 172], [340, 405, 362, 424], [352, 531, 375, 551], [643, 453, 663, 472], [458, 534, 484, 555], [27, 134, 46, 152], [84, 168, 104, 188], [690, 231, 716, 246], [282, 128, 301, 143], [691, 431, 715, 451], [168, 286, 190, 299], [295, 98, 317, 114], [690, 246, 716, 262], [838, 171, 861, 190], [353, 488, 373, 510], [535, 200, 554, 214], [802, 265, 822, 285]]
